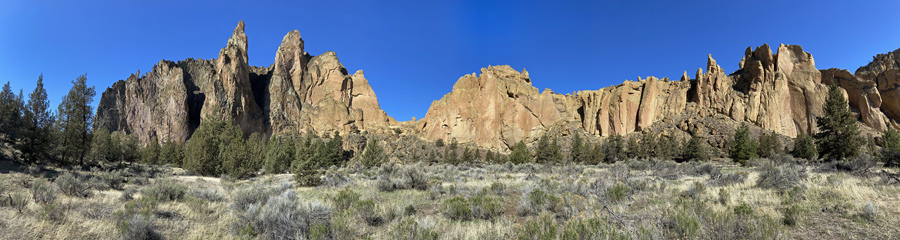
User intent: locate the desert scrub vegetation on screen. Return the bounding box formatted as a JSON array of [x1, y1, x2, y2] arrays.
[[1, 155, 900, 239]]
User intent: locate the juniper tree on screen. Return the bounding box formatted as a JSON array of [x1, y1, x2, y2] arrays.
[[682, 134, 709, 161], [0, 82, 24, 143], [570, 132, 585, 163], [509, 140, 531, 164], [730, 123, 758, 165], [791, 133, 817, 160], [815, 84, 862, 162], [18, 75, 55, 164], [603, 135, 625, 163], [57, 74, 96, 165], [882, 127, 900, 167], [360, 138, 386, 168], [757, 131, 783, 158]]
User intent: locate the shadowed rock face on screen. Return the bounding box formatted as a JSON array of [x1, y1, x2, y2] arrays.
[[94, 21, 396, 144]]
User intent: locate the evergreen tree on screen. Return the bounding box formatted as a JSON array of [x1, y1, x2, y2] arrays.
[[57, 74, 96, 165], [444, 138, 458, 164], [757, 131, 783, 158], [603, 135, 625, 163], [882, 127, 900, 167], [586, 142, 604, 165], [791, 133, 817, 161], [682, 134, 709, 161], [509, 140, 531, 164], [140, 137, 161, 165], [87, 127, 113, 163], [18, 75, 55, 164], [730, 123, 758, 165], [183, 115, 241, 176], [636, 133, 656, 159], [222, 135, 252, 178], [159, 139, 185, 166], [535, 133, 561, 164], [244, 132, 266, 171], [264, 137, 294, 174], [360, 138, 386, 168], [114, 132, 140, 162], [0, 82, 23, 143], [570, 132, 585, 163], [815, 84, 862, 162], [485, 150, 496, 163], [884, 128, 900, 153], [625, 135, 639, 159], [461, 146, 475, 163]]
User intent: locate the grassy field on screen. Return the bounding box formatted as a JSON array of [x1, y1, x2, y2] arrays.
[[0, 155, 899, 240]]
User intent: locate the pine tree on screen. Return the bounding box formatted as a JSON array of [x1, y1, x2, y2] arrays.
[[0, 82, 23, 143], [730, 123, 758, 165], [815, 84, 862, 162], [264, 137, 294, 174], [757, 131, 783, 158], [636, 133, 656, 159], [882, 127, 900, 167], [625, 135, 639, 159], [141, 137, 161, 165], [791, 133, 817, 160], [461, 146, 475, 163], [682, 134, 709, 161], [603, 135, 625, 163], [87, 127, 113, 163], [535, 132, 561, 164], [159, 139, 185, 166], [509, 140, 531, 164], [18, 75, 55, 164], [444, 138, 458, 164], [360, 138, 385, 168], [571, 133, 585, 163], [57, 74, 96, 165], [183, 115, 241, 176]]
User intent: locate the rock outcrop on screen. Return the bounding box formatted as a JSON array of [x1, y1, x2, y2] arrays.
[[94, 21, 396, 144], [417, 44, 900, 150], [96, 21, 900, 152]]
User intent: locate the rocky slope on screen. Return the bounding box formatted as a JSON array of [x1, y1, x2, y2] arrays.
[[94, 22, 396, 144], [415, 44, 900, 150]]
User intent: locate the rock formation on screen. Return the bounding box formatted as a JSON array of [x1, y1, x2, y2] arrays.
[[95, 21, 900, 152], [94, 21, 396, 144], [416, 44, 900, 150]]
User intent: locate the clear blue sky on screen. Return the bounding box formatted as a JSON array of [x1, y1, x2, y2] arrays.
[[2, 0, 898, 122]]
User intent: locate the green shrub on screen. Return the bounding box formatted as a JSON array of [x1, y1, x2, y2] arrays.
[[120, 214, 159, 240], [605, 182, 631, 203], [332, 188, 360, 211], [404, 204, 417, 216], [518, 188, 561, 216], [443, 196, 473, 221], [780, 204, 803, 226], [354, 199, 383, 226], [756, 161, 807, 190], [141, 179, 187, 202], [55, 171, 89, 197], [561, 217, 631, 240], [31, 178, 58, 205], [470, 192, 503, 221], [391, 218, 438, 240], [516, 215, 557, 240]]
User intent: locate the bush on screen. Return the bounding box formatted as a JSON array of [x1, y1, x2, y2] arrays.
[[8, 192, 29, 213], [376, 176, 397, 192], [189, 188, 224, 202], [682, 182, 705, 199], [354, 199, 383, 226], [391, 218, 439, 240], [443, 196, 472, 221], [561, 217, 631, 240], [55, 171, 89, 197], [518, 187, 561, 216], [470, 192, 503, 221], [31, 178, 58, 205], [141, 179, 187, 202], [756, 161, 807, 190], [398, 165, 428, 191], [229, 189, 332, 240], [93, 169, 125, 190], [605, 182, 631, 202], [862, 202, 878, 222], [707, 171, 748, 186], [120, 214, 159, 240], [332, 188, 360, 212], [516, 215, 557, 240]]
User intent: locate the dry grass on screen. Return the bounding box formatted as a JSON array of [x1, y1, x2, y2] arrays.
[[0, 158, 899, 239]]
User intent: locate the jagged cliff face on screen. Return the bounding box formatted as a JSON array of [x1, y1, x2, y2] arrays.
[[416, 44, 900, 150], [94, 21, 396, 144], [95, 21, 900, 151]]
